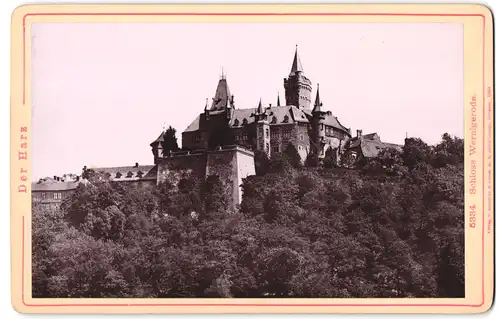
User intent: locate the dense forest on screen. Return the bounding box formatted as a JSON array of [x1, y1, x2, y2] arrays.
[[32, 134, 464, 298]]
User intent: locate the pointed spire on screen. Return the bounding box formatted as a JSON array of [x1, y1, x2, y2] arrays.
[[211, 73, 232, 110], [277, 92, 281, 106], [290, 45, 304, 76], [220, 66, 225, 79], [313, 83, 323, 112], [257, 98, 264, 114]]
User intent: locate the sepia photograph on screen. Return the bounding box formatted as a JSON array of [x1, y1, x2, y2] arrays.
[[30, 20, 466, 300]]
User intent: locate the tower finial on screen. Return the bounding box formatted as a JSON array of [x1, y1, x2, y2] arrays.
[[290, 45, 304, 75], [277, 91, 281, 106]]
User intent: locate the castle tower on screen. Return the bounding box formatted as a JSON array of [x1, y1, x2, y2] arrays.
[[310, 84, 327, 159], [283, 46, 313, 109], [206, 73, 236, 148], [253, 99, 271, 157]]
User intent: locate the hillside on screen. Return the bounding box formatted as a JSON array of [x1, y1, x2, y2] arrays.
[[32, 134, 464, 298]]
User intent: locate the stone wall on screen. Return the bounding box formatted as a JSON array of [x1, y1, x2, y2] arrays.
[[156, 152, 206, 188], [235, 147, 256, 204], [156, 146, 255, 211]]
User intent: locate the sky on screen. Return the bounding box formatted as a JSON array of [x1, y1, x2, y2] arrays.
[[31, 22, 463, 180]]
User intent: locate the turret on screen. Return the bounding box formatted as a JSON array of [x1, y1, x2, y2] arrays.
[[252, 98, 271, 157], [310, 83, 327, 159]]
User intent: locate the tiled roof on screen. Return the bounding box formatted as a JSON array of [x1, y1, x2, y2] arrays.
[[345, 134, 402, 158], [32, 181, 80, 192], [88, 165, 156, 181], [302, 109, 350, 133], [150, 132, 164, 147], [184, 105, 349, 134], [210, 78, 233, 111]]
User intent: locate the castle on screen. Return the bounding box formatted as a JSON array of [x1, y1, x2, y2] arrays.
[[32, 46, 400, 209], [150, 46, 352, 164]]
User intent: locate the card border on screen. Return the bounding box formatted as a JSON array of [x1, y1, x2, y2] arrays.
[[11, 4, 494, 314]]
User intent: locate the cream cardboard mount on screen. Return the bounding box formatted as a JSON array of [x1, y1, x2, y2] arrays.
[[10, 3, 494, 314]]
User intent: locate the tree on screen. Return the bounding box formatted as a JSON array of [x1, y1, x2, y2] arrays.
[[283, 143, 302, 168], [323, 146, 338, 168], [402, 138, 432, 169], [254, 150, 270, 176], [162, 126, 180, 152], [304, 152, 319, 167]]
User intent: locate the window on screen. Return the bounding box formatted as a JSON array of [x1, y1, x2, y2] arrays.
[[116, 172, 122, 178], [242, 118, 248, 125], [272, 145, 280, 153], [137, 171, 144, 178], [271, 130, 278, 139], [282, 129, 291, 138], [298, 145, 302, 151], [266, 143, 270, 154], [271, 116, 277, 124], [127, 171, 133, 178], [53, 192, 61, 200], [242, 132, 248, 141], [234, 119, 239, 126], [194, 135, 201, 142], [283, 115, 289, 123], [300, 134, 304, 141], [265, 128, 269, 138], [41, 192, 46, 199], [105, 172, 111, 179]]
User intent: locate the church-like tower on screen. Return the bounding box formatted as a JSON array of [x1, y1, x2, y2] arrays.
[[283, 46, 312, 109]]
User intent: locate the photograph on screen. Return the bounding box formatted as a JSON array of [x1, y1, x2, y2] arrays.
[[29, 20, 467, 299]]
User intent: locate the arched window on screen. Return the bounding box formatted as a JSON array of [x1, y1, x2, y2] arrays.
[[234, 119, 239, 126], [283, 115, 289, 123], [242, 118, 248, 125]]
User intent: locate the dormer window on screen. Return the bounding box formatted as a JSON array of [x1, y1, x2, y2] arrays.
[[137, 171, 144, 178], [105, 172, 111, 179], [126, 171, 133, 178], [234, 119, 239, 126], [115, 172, 122, 179], [242, 118, 248, 125], [283, 115, 289, 123], [271, 116, 277, 124]]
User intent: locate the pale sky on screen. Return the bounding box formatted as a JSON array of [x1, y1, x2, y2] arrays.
[[31, 22, 463, 180]]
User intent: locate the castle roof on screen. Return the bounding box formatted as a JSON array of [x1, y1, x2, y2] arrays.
[[184, 105, 350, 134], [32, 180, 80, 192], [345, 133, 402, 158], [87, 164, 157, 181], [150, 131, 165, 147], [312, 83, 323, 113], [210, 77, 234, 111]]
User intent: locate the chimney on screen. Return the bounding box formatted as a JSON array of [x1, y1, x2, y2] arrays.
[[53, 175, 57, 180], [76, 176, 80, 182], [134, 162, 139, 168], [356, 130, 363, 138], [83, 166, 87, 171]]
